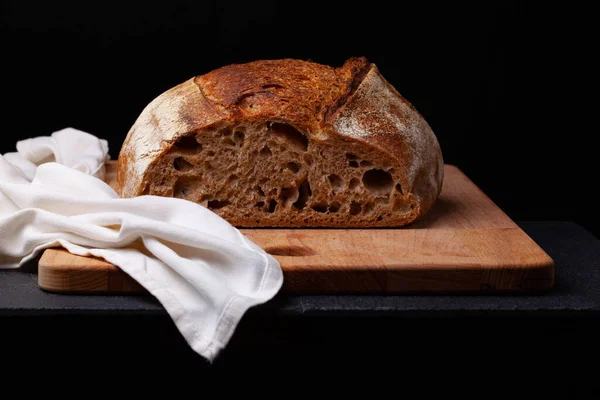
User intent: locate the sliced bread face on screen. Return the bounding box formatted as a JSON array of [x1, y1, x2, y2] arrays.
[[117, 58, 444, 227]]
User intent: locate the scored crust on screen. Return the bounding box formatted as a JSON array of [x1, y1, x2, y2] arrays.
[[117, 57, 444, 227]]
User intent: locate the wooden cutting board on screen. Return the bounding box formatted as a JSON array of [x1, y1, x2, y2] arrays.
[[37, 162, 554, 293]]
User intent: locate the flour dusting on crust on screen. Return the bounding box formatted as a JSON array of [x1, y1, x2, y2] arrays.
[[331, 67, 442, 204]]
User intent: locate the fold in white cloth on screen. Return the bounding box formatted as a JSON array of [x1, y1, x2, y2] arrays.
[[0, 128, 283, 361]]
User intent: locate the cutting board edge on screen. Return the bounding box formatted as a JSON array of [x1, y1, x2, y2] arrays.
[[38, 247, 554, 294], [38, 248, 145, 294]]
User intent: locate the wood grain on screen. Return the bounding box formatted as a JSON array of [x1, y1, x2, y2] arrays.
[[38, 162, 554, 293]]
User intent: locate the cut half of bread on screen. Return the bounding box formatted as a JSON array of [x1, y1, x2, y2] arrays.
[[117, 57, 444, 227]]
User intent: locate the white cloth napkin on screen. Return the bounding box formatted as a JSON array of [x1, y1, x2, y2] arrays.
[[0, 128, 283, 362]]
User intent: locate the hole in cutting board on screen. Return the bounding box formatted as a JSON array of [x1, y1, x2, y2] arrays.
[[264, 245, 316, 257]]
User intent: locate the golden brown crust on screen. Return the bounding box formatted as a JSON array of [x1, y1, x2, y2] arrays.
[[193, 57, 370, 133], [117, 57, 444, 227]]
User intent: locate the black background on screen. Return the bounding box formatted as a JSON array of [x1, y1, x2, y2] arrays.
[[0, 1, 597, 385], [1, 1, 595, 235]]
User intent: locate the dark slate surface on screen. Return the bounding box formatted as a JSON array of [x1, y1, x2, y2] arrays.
[[1, 221, 599, 317]]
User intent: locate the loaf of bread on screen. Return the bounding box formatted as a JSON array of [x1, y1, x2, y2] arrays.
[[117, 57, 443, 227]]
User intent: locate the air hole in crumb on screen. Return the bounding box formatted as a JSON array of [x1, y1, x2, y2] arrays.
[[234, 131, 245, 146], [173, 178, 195, 199], [268, 199, 277, 213], [329, 202, 340, 213], [311, 203, 328, 213], [204, 161, 214, 170], [229, 175, 239, 185], [260, 146, 272, 157], [206, 150, 216, 156], [365, 202, 374, 215], [255, 201, 265, 208], [207, 200, 230, 209], [349, 178, 360, 190], [293, 179, 312, 210], [303, 153, 313, 165], [286, 162, 300, 173], [279, 187, 299, 206], [349, 161, 359, 168], [395, 183, 403, 195], [269, 122, 308, 151], [223, 138, 236, 146], [360, 160, 373, 167], [362, 169, 393, 195], [221, 127, 232, 137], [257, 186, 265, 196], [349, 201, 362, 215], [173, 157, 193, 172], [377, 216, 383, 221], [174, 135, 202, 151], [346, 153, 357, 160], [328, 174, 344, 191]]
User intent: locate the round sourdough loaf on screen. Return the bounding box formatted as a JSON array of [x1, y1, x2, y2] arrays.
[[117, 57, 444, 227]]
